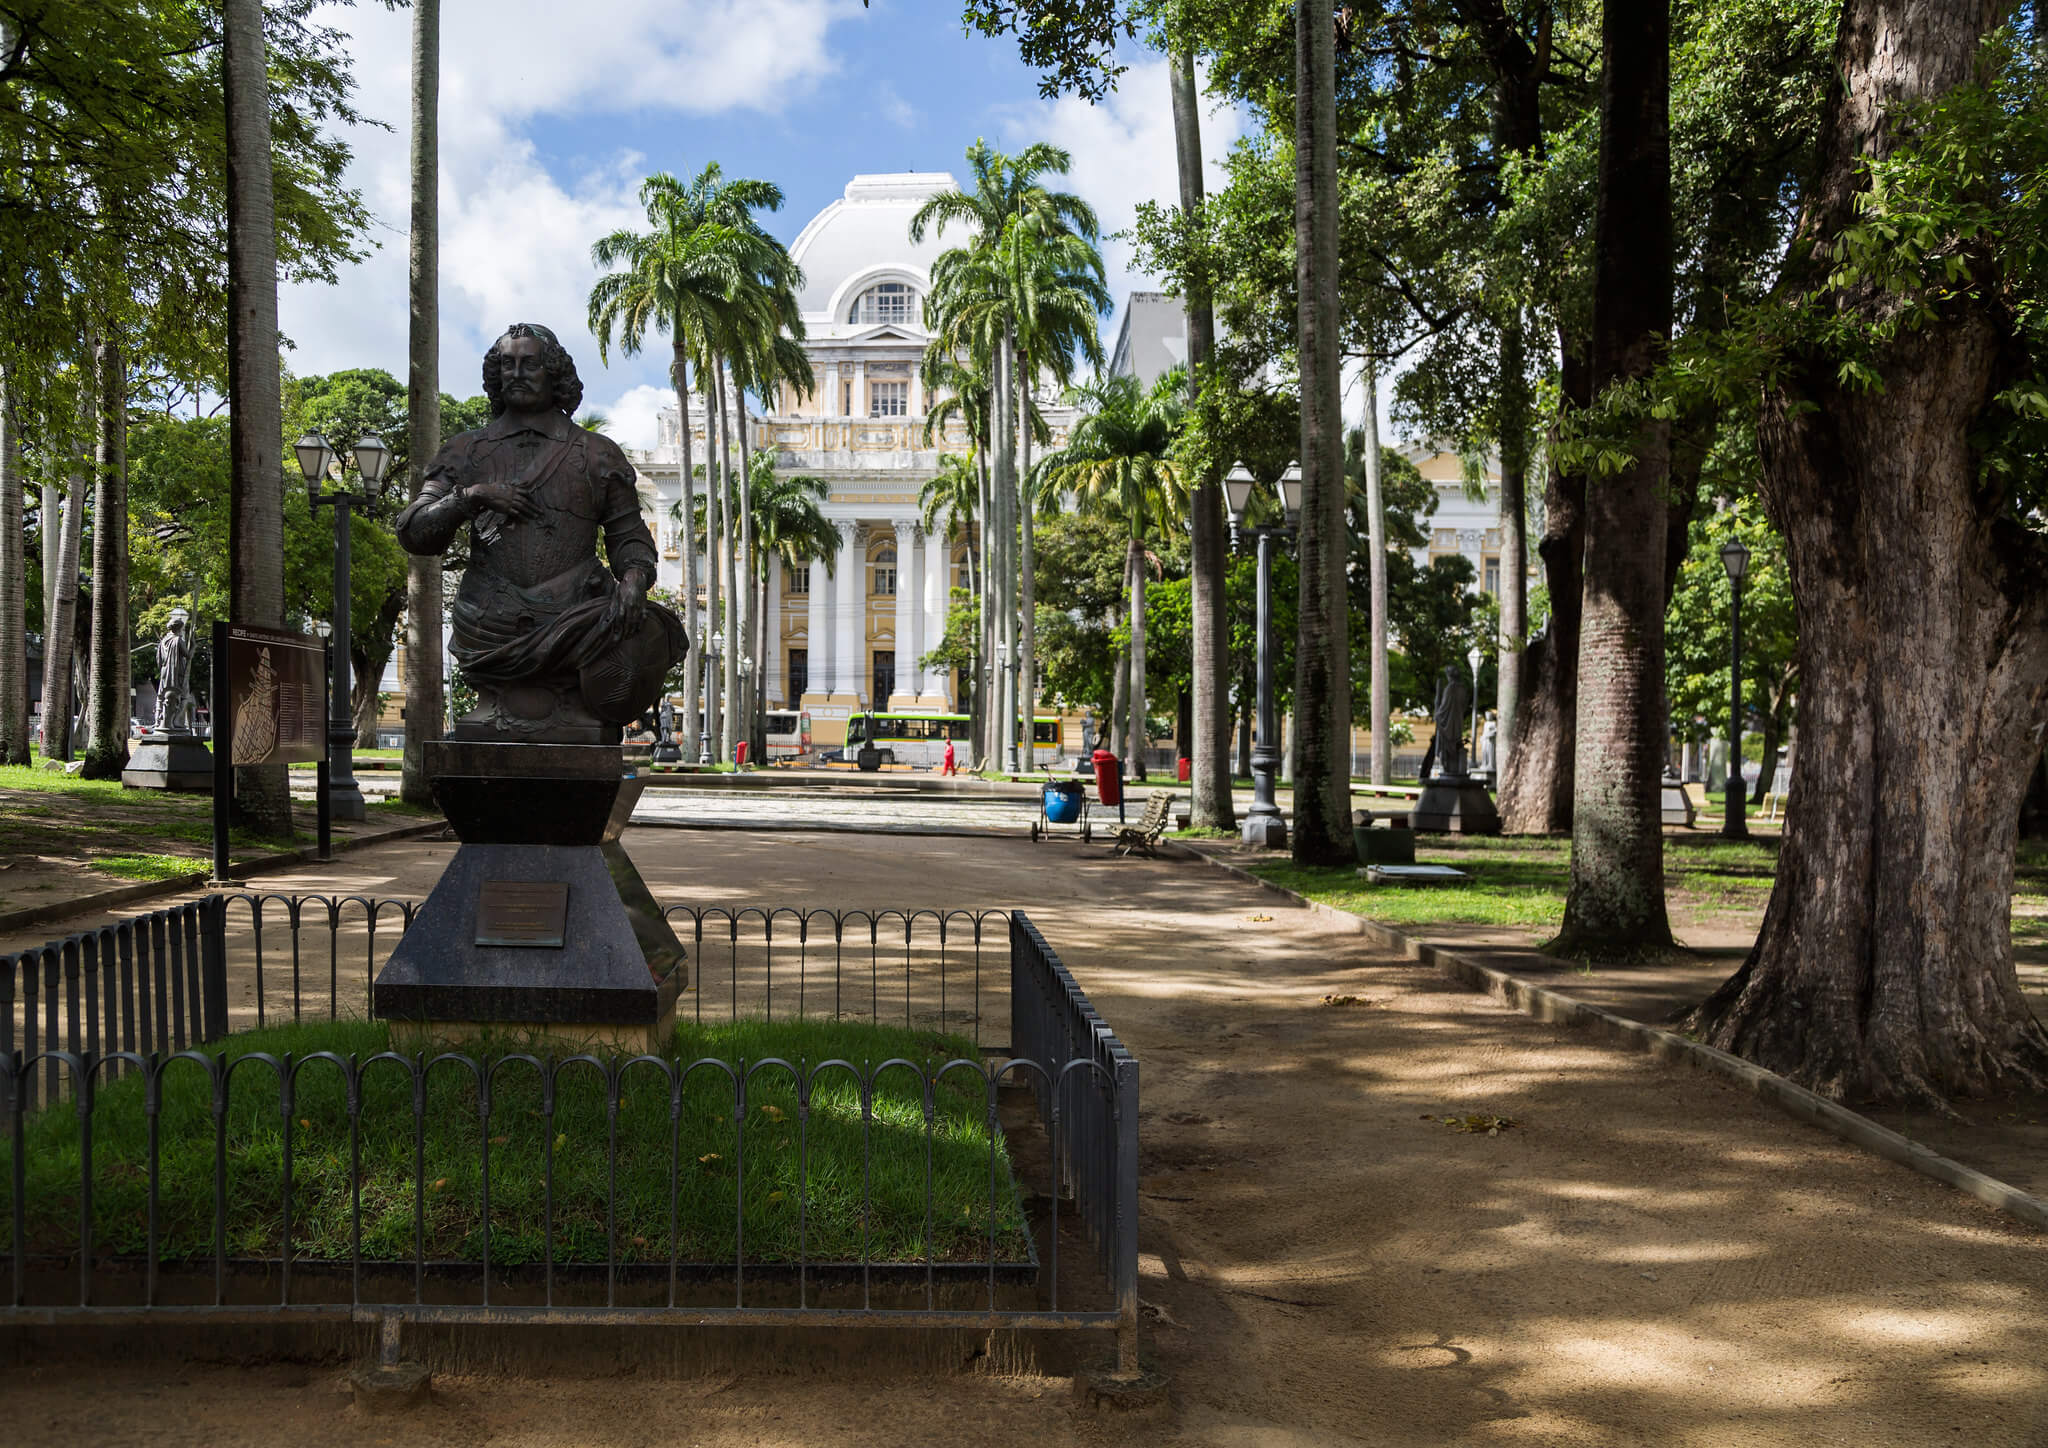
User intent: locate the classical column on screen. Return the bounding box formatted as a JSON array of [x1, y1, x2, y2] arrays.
[[823, 361, 840, 418], [909, 367, 924, 426], [923, 528, 952, 702], [851, 359, 867, 418], [833, 520, 863, 696], [764, 553, 784, 705], [892, 519, 919, 705], [807, 549, 831, 702]]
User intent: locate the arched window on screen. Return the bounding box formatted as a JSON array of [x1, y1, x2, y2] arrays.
[[871, 546, 897, 597], [848, 282, 917, 326]]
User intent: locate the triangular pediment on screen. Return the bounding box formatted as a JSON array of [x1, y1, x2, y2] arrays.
[[847, 323, 923, 344]]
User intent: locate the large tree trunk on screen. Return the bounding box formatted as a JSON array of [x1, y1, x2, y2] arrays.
[[674, 342, 700, 759], [1555, 0, 1674, 953], [80, 339, 130, 780], [223, 0, 292, 835], [1290, 0, 1352, 864], [1686, 0, 2048, 1107], [400, 0, 443, 807], [1172, 44, 1236, 829], [0, 371, 26, 764], [1498, 346, 1588, 833], [41, 389, 87, 761], [1360, 361, 1391, 785], [719, 364, 740, 763]]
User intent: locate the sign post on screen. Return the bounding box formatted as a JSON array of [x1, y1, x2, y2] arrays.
[[211, 622, 329, 880]]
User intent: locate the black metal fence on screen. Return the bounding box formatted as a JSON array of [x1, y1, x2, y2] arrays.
[[0, 895, 1138, 1367]]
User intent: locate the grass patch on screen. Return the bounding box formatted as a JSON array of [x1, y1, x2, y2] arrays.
[[1245, 858, 1568, 929], [89, 854, 207, 882], [2, 1016, 1026, 1269]]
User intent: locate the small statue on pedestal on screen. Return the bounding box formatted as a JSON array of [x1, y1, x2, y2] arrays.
[[1431, 664, 1472, 778], [152, 612, 194, 733]]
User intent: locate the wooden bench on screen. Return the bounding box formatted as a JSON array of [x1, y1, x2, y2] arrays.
[[1111, 792, 1174, 858]]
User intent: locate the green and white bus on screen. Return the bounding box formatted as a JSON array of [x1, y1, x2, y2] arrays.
[[844, 711, 1060, 769]]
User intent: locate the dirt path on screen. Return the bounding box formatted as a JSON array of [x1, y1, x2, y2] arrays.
[[8, 829, 2048, 1446]]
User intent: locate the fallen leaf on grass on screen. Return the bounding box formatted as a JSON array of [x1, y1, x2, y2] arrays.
[[489, 1135, 508, 1145], [1438, 1114, 1519, 1137], [698, 1153, 721, 1165], [759, 1104, 786, 1123], [1320, 994, 1374, 1008]]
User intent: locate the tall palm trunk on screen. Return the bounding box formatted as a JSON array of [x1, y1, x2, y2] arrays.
[[973, 460, 990, 766], [703, 356, 724, 759], [674, 343, 700, 758], [717, 362, 739, 764], [222, 0, 292, 834], [0, 371, 27, 764], [1494, 314, 1530, 783], [1290, 0, 1353, 864], [1017, 348, 1037, 774], [42, 387, 88, 760], [1173, 44, 1234, 827], [1125, 534, 1147, 778], [1361, 361, 1391, 785], [995, 328, 1017, 771], [736, 383, 758, 760], [1555, 0, 1673, 953], [400, 0, 443, 804], [80, 337, 131, 780]]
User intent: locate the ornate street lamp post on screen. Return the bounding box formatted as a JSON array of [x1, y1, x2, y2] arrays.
[[699, 630, 723, 766], [294, 430, 392, 822], [1719, 534, 1753, 840], [1224, 462, 1301, 849]]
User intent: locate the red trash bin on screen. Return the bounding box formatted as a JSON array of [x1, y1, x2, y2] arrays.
[[1091, 749, 1123, 808], [1177, 755, 1191, 782], [735, 740, 749, 767]]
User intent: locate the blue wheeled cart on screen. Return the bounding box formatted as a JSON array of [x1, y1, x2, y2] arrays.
[[1031, 778, 1093, 842]]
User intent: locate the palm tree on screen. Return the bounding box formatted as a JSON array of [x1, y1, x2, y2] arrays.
[[1033, 372, 1187, 776], [589, 164, 786, 760], [0, 372, 25, 764], [401, 0, 442, 803], [921, 354, 993, 752], [79, 335, 132, 781], [1291, 0, 1351, 864], [914, 140, 1102, 770], [39, 375, 88, 761], [221, 0, 291, 829]]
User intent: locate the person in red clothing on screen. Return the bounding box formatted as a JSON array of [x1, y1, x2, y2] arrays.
[[941, 737, 956, 776]]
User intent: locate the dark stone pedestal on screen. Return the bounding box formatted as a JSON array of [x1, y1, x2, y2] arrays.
[[1410, 775, 1502, 835], [372, 741, 686, 1052], [122, 731, 214, 791]]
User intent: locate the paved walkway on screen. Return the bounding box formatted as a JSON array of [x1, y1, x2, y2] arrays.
[[9, 826, 2046, 1446]]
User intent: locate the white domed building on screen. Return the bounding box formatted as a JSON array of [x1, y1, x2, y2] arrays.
[[626, 172, 1077, 747]]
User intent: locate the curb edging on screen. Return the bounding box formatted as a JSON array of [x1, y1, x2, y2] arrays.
[[1187, 848, 2048, 1234], [0, 818, 448, 937]]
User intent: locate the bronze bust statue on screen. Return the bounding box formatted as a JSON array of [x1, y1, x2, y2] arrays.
[[396, 323, 685, 745]]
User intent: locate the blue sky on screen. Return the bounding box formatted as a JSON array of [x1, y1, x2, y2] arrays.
[[279, 0, 1247, 449]]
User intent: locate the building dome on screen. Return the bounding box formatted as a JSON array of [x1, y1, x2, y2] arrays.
[[788, 173, 964, 326]]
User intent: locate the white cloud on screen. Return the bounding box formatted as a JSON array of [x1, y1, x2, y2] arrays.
[[878, 83, 917, 130], [993, 56, 1247, 341], [598, 383, 676, 451], [279, 0, 855, 400]]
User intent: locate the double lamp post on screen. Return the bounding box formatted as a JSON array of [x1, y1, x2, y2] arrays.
[[1222, 462, 1302, 850], [294, 430, 394, 824]]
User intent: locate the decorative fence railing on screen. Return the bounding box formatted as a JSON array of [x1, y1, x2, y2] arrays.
[[0, 895, 1138, 1369]]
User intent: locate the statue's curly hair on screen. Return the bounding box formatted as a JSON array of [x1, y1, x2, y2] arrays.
[[482, 322, 584, 416]]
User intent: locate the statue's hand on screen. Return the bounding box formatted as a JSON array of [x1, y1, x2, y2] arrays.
[[601, 572, 648, 637], [464, 481, 544, 522]]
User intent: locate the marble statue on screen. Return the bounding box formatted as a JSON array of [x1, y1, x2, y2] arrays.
[[1432, 664, 1472, 778], [153, 612, 194, 733], [394, 323, 686, 744]]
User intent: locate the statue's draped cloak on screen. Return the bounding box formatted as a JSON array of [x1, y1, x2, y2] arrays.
[[395, 409, 679, 723]]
